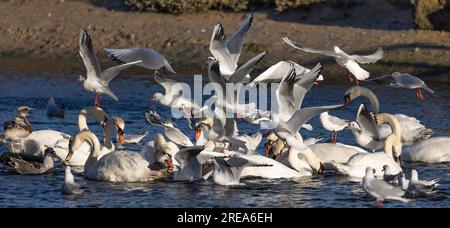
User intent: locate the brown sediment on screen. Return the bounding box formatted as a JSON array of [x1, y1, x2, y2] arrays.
[[0, 0, 449, 83]]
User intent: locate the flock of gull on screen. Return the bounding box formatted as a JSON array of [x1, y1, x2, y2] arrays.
[[0, 14, 448, 207]]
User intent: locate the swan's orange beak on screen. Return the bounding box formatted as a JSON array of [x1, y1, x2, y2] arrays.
[[195, 128, 202, 141], [343, 94, 351, 106], [165, 159, 173, 169], [118, 133, 126, 146]]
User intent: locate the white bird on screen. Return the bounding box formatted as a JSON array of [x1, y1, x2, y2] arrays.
[[105, 47, 175, 74], [249, 60, 324, 86], [330, 113, 403, 179], [402, 137, 450, 163], [145, 111, 194, 147], [125, 131, 149, 145], [309, 143, 368, 169], [283, 37, 383, 83], [61, 166, 84, 195], [382, 165, 402, 184], [237, 132, 262, 153], [78, 28, 142, 107], [65, 131, 168, 183], [46, 97, 64, 118], [210, 13, 253, 79], [212, 154, 272, 186], [51, 107, 122, 166], [319, 111, 349, 143], [150, 72, 201, 118], [367, 72, 434, 101], [347, 104, 385, 151], [343, 86, 432, 146], [362, 167, 409, 208]]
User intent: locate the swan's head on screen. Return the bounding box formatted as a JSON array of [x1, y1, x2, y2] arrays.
[[151, 93, 164, 103], [17, 106, 33, 117], [114, 117, 126, 146]]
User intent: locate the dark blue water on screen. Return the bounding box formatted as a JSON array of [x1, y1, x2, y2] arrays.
[[0, 72, 449, 208]]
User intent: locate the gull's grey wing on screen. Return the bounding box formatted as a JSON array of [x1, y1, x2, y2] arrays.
[[366, 178, 405, 198], [292, 63, 322, 109], [79, 28, 101, 79], [105, 48, 175, 74], [166, 127, 194, 147], [351, 47, 383, 64], [276, 63, 297, 113], [207, 60, 227, 93], [250, 61, 292, 86], [227, 14, 253, 64], [282, 104, 344, 134], [145, 111, 166, 128], [154, 71, 183, 99], [356, 104, 381, 140], [101, 60, 142, 84], [283, 37, 339, 58], [125, 131, 149, 144], [228, 51, 266, 83], [174, 146, 204, 166], [210, 24, 235, 72], [366, 75, 395, 86]]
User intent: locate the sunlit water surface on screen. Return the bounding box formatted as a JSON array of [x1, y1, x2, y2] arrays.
[[0, 73, 449, 208]]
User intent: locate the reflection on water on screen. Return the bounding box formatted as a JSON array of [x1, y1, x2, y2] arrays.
[[0, 72, 449, 208]]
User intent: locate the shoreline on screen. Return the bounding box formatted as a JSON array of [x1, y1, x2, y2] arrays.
[[0, 0, 449, 82]]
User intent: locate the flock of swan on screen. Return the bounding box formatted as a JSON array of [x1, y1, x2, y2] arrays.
[[0, 13, 448, 208]]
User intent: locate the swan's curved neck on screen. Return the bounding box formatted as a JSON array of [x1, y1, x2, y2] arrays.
[[384, 134, 402, 158], [78, 109, 90, 131], [85, 133, 102, 172], [103, 120, 116, 150], [288, 148, 304, 172], [377, 113, 401, 140], [357, 87, 380, 113]]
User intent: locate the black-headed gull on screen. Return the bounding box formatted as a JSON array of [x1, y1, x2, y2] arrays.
[[210, 13, 253, 79], [249, 60, 324, 86], [362, 167, 409, 208], [319, 111, 349, 143], [105, 47, 175, 74], [145, 110, 194, 147], [212, 154, 272, 186], [283, 37, 383, 84], [61, 166, 84, 195], [46, 97, 64, 118], [368, 72, 434, 101], [78, 28, 142, 107]]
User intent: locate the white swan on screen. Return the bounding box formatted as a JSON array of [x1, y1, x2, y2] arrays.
[[402, 137, 450, 163], [309, 143, 369, 169], [51, 107, 118, 166], [66, 131, 167, 183], [343, 86, 432, 145], [236, 145, 324, 179], [2, 106, 107, 160], [330, 113, 403, 179]]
